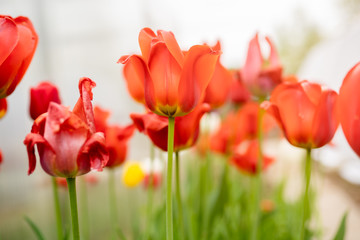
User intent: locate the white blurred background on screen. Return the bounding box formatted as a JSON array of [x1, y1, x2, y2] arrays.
[[1, 0, 360, 239]]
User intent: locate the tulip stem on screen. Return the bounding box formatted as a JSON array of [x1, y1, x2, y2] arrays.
[[145, 144, 155, 240], [51, 177, 64, 240], [79, 177, 90, 240], [175, 152, 185, 240], [66, 177, 80, 240], [301, 148, 312, 240], [108, 169, 119, 239], [250, 105, 265, 240], [166, 117, 175, 240]]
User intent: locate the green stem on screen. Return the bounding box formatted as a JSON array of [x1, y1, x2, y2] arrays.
[[175, 152, 185, 240], [145, 144, 155, 240], [51, 177, 63, 240], [79, 177, 90, 240], [250, 104, 265, 240], [166, 117, 175, 240], [66, 177, 80, 240], [301, 148, 312, 240], [108, 169, 119, 239]]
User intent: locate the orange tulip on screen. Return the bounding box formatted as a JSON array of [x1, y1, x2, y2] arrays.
[[94, 106, 135, 168], [231, 140, 274, 175], [131, 103, 210, 152], [262, 80, 338, 149], [242, 33, 282, 98], [0, 16, 38, 98], [119, 28, 219, 117], [203, 41, 233, 109], [338, 62, 360, 157]]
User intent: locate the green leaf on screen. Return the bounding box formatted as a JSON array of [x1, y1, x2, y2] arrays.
[[117, 227, 127, 240], [332, 212, 348, 240], [24, 216, 45, 240]]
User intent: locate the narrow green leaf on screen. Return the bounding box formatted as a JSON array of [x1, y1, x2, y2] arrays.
[[24, 216, 45, 240], [333, 212, 348, 240], [117, 227, 127, 240]]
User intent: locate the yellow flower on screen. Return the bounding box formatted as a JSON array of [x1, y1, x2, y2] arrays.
[[122, 162, 145, 188]]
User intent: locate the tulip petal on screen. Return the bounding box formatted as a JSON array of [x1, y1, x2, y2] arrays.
[[338, 62, 360, 156], [158, 30, 184, 67], [24, 132, 54, 175], [73, 77, 96, 133], [119, 55, 147, 104], [242, 33, 263, 87], [0, 17, 38, 98], [265, 36, 281, 67], [178, 45, 219, 114], [0, 17, 18, 65], [147, 42, 182, 109], [94, 105, 111, 133], [30, 82, 61, 120], [311, 90, 338, 148], [77, 132, 109, 175], [139, 28, 157, 62]]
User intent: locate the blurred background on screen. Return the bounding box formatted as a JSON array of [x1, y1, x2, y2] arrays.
[[0, 0, 360, 239]]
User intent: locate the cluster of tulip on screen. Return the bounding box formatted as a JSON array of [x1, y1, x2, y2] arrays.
[[1, 14, 359, 240]]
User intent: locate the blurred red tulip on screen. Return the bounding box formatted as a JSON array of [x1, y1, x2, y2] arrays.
[[262, 80, 338, 149], [131, 103, 210, 152], [94, 106, 135, 168], [0, 149, 2, 166], [338, 62, 360, 157], [143, 172, 162, 189], [0, 98, 7, 119], [203, 41, 233, 109], [210, 102, 276, 155], [119, 28, 219, 117], [24, 78, 109, 177], [0, 16, 38, 98], [30, 81, 61, 120], [229, 69, 251, 105], [231, 140, 274, 175], [242, 33, 282, 98]]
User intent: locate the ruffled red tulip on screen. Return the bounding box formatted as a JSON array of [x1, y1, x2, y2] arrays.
[[0, 16, 38, 98], [229, 69, 251, 105], [338, 62, 360, 157], [119, 28, 219, 117], [203, 41, 233, 109], [24, 78, 109, 177], [0, 98, 7, 119], [94, 106, 135, 168], [131, 103, 210, 152], [262, 80, 338, 149], [242, 33, 282, 98], [231, 140, 274, 175], [30, 81, 61, 120]]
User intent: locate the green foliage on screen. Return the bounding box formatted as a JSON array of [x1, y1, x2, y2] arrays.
[[332, 212, 348, 240], [24, 216, 45, 240]]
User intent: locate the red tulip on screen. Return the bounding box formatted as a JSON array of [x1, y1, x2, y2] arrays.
[[0, 16, 38, 98], [242, 33, 282, 98], [0, 149, 2, 166], [143, 172, 162, 189], [0, 98, 7, 119], [262, 80, 338, 149], [94, 106, 135, 168], [131, 103, 210, 152], [119, 28, 219, 117], [231, 140, 274, 175], [24, 78, 109, 177], [338, 62, 360, 157], [30, 81, 61, 120], [229, 69, 251, 105], [203, 41, 233, 109], [210, 102, 276, 155]]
